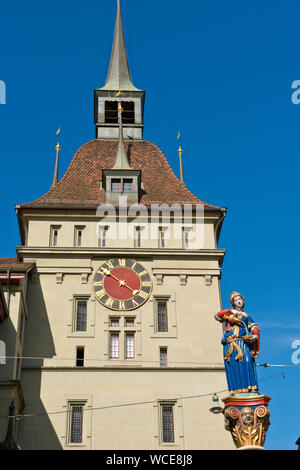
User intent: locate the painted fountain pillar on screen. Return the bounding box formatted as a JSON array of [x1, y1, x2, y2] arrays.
[[215, 292, 271, 449]]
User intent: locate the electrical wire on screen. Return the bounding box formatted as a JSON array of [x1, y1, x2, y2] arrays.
[[1, 372, 285, 421], [0, 355, 299, 368]]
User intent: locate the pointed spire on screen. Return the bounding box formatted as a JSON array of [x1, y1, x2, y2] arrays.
[[101, 0, 140, 92], [178, 146, 185, 185], [51, 143, 60, 189], [112, 106, 131, 169]]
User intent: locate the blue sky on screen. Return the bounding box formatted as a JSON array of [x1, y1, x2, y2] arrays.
[[1, 0, 300, 450]]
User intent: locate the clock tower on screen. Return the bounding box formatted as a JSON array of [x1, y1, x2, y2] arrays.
[[10, 0, 232, 450]]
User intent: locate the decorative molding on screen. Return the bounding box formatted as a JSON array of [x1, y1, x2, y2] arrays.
[[180, 274, 187, 286], [205, 275, 212, 286], [56, 273, 63, 284]]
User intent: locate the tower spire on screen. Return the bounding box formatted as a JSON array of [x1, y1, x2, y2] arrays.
[[51, 142, 60, 189], [112, 106, 131, 169], [101, 0, 139, 92]]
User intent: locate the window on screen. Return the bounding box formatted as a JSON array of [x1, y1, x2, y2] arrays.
[[123, 179, 133, 193], [125, 333, 135, 359], [110, 334, 119, 359], [161, 404, 175, 443], [50, 225, 61, 247], [74, 226, 85, 247], [135, 227, 142, 248], [111, 179, 122, 193], [160, 347, 168, 368], [183, 228, 192, 249], [75, 299, 87, 332], [110, 317, 120, 327], [125, 317, 134, 328], [105, 101, 118, 123], [69, 404, 84, 443], [157, 300, 168, 332], [121, 101, 135, 124], [98, 226, 108, 248], [76, 347, 84, 367], [158, 227, 168, 248]]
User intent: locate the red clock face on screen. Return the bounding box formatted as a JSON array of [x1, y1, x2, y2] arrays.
[[93, 259, 152, 310]]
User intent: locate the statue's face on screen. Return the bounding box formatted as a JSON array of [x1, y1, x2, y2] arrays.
[[241, 408, 254, 425], [233, 295, 244, 309]]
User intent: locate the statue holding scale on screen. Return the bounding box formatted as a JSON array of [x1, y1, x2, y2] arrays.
[[215, 292, 271, 449]]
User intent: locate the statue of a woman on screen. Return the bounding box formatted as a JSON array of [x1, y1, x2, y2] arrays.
[[215, 292, 260, 395]]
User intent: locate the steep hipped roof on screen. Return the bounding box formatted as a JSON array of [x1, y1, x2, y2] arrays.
[[99, 0, 140, 92], [20, 139, 222, 210]]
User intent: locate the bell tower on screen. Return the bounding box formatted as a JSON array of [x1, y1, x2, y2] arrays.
[[94, 0, 145, 140]]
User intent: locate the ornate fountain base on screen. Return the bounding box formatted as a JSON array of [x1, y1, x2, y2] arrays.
[[222, 394, 271, 449]]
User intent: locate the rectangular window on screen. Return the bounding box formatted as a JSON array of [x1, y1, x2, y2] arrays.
[[125, 333, 135, 359], [123, 179, 133, 193], [111, 179, 122, 193], [135, 227, 142, 248], [110, 317, 120, 327], [125, 317, 135, 328], [157, 301, 168, 332], [160, 347, 168, 368], [76, 347, 85, 367], [75, 300, 87, 332], [74, 226, 85, 247], [105, 101, 118, 123], [70, 404, 84, 443], [110, 334, 119, 359], [98, 226, 108, 248], [183, 228, 192, 249], [121, 101, 135, 124], [161, 404, 175, 443], [159, 229, 165, 248], [50, 225, 61, 247]]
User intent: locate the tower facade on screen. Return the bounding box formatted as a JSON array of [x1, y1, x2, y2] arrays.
[[1, 1, 232, 449]]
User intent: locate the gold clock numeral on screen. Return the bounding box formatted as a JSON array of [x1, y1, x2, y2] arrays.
[[131, 261, 137, 270], [119, 301, 126, 310], [142, 281, 151, 287], [94, 281, 103, 287], [139, 270, 147, 276], [106, 261, 114, 269], [118, 259, 126, 267], [96, 289, 106, 299], [105, 297, 114, 307], [132, 299, 139, 307], [138, 290, 148, 299]]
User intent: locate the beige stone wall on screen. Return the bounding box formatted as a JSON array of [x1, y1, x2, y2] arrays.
[[19, 369, 233, 450], [25, 215, 217, 250], [16, 209, 231, 449]]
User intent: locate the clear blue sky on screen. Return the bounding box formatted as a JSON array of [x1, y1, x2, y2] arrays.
[[1, 0, 300, 450]]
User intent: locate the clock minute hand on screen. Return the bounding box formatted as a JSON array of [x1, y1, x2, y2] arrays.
[[101, 268, 139, 296]]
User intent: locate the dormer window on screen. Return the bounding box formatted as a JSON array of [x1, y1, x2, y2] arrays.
[[122, 102, 135, 124], [105, 101, 118, 124], [111, 179, 122, 192], [123, 179, 133, 193]]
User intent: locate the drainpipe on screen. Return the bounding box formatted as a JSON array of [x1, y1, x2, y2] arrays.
[[7, 269, 11, 313]]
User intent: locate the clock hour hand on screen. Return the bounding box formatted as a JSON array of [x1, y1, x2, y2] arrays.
[[101, 268, 139, 296]]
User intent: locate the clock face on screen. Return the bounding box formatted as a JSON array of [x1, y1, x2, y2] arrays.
[[93, 259, 152, 311]]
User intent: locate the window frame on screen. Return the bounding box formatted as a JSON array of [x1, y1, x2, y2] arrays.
[[49, 225, 61, 247], [67, 402, 85, 446], [160, 402, 175, 444]]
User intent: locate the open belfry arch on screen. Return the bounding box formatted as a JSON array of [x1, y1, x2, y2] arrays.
[[0, 0, 232, 449]]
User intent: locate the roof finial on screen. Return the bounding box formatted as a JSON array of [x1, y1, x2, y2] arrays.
[[101, 0, 140, 91], [112, 106, 131, 169], [177, 131, 185, 185], [51, 140, 61, 189], [178, 146, 185, 185]]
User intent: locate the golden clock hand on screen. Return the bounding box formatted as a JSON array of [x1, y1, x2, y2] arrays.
[[101, 268, 139, 296]]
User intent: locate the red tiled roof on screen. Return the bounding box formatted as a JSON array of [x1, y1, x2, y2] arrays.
[[21, 140, 222, 210]]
